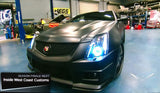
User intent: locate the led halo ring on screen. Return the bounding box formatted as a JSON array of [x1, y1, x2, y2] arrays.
[[92, 46, 103, 57]]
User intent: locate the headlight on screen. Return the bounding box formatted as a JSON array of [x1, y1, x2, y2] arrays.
[[86, 34, 109, 61], [29, 31, 40, 49]]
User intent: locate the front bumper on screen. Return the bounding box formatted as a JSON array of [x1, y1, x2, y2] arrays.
[[27, 48, 117, 91], [146, 24, 156, 28]]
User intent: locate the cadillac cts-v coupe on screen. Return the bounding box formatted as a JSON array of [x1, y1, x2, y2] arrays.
[[27, 11, 125, 91]]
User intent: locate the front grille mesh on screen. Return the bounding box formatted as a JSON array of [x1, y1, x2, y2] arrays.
[[36, 40, 79, 56]]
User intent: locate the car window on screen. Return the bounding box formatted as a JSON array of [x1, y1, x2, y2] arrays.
[[70, 11, 115, 22], [72, 16, 85, 22]]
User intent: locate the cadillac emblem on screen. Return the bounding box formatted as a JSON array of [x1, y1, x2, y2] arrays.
[[44, 46, 49, 52]]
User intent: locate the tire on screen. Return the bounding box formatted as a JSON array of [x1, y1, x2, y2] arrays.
[[114, 44, 124, 78]]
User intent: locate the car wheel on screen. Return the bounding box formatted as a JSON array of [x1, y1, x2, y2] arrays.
[[114, 44, 124, 78]]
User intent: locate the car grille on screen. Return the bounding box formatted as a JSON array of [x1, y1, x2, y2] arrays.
[[36, 40, 79, 56], [30, 58, 72, 81]]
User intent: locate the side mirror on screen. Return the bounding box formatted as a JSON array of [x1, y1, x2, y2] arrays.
[[118, 17, 128, 24], [118, 17, 128, 21]]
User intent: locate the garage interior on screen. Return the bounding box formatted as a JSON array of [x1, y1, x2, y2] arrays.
[[0, 0, 160, 93]]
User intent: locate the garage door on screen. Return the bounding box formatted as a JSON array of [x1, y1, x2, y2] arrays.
[[79, 1, 98, 14]]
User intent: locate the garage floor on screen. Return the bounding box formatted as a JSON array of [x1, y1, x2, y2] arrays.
[[0, 29, 160, 93]]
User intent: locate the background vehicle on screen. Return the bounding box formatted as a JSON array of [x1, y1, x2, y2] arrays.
[[146, 20, 158, 28], [34, 15, 67, 31], [156, 21, 160, 28], [25, 15, 68, 39], [48, 15, 67, 28]]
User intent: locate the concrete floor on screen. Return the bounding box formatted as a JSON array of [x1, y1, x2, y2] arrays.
[[0, 29, 160, 93]]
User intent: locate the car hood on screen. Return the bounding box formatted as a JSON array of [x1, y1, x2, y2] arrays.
[[36, 20, 115, 43]]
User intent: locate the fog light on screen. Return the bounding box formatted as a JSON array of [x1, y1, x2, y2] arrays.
[[84, 72, 98, 79]]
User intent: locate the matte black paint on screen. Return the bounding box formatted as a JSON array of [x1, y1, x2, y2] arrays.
[[27, 11, 125, 91], [37, 20, 114, 43]]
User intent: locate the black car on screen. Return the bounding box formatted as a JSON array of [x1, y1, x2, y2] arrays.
[[27, 11, 125, 91]]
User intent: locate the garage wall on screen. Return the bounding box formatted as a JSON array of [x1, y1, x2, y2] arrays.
[[0, 0, 14, 3], [107, 4, 119, 12], [53, 0, 69, 8], [79, 1, 98, 14], [70, 0, 79, 18], [52, 0, 70, 18], [20, 0, 51, 22], [0, 0, 120, 22], [0, 0, 70, 22]]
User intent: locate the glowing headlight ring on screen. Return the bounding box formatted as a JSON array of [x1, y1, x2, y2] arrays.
[[92, 46, 103, 57]]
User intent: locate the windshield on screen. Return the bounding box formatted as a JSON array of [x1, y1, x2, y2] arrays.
[[70, 11, 115, 22]]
